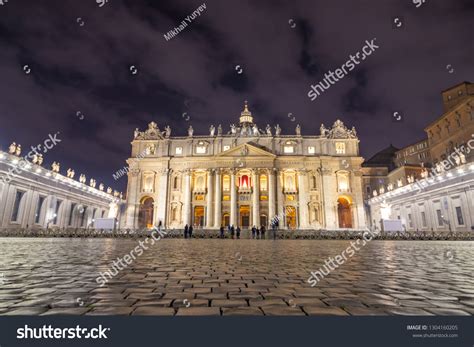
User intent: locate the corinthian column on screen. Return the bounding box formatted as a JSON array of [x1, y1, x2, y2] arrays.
[[206, 169, 214, 228], [298, 169, 309, 229], [268, 168, 276, 226], [183, 170, 192, 226], [276, 169, 285, 227], [156, 168, 170, 227], [230, 170, 237, 226], [214, 169, 222, 228], [252, 169, 260, 227]]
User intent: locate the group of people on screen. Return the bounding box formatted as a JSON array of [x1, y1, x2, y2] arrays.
[[219, 225, 241, 239], [251, 225, 266, 239], [183, 224, 194, 238], [183, 220, 280, 239]]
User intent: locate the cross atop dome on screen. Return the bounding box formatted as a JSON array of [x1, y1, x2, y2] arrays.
[[239, 100, 254, 125]]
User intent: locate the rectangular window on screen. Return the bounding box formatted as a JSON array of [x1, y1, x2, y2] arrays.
[[175, 147, 183, 155], [408, 214, 413, 228], [335, 142, 346, 154], [196, 146, 206, 154], [11, 191, 25, 222], [35, 196, 45, 224], [421, 211, 427, 227], [455, 206, 464, 225], [283, 146, 294, 154], [307, 146, 315, 154], [436, 209, 443, 227], [69, 203, 76, 226]]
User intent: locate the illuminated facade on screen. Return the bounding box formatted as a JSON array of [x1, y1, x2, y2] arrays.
[[124, 102, 367, 230]]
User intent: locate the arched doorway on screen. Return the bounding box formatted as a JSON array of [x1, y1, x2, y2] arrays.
[[193, 206, 205, 227], [260, 214, 268, 228], [337, 197, 353, 228], [285, 206, 297, 229], [240, 205, 250, 228], [138, 197, 154, 229]]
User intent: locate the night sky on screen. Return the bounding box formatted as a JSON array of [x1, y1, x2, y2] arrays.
[[0, 0, 473, 192]]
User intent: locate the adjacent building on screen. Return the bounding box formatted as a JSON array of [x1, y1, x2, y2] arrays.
[[367, 82, 474, 232]]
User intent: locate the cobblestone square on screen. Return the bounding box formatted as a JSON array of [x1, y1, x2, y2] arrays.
[[0, 238, 473, 316]]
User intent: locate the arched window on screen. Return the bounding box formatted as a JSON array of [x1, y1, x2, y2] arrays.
[[196, 176, 205, 190], [285, 175, 295, 190], [240, 175, 250, 188], [223, 175, 230, 191], [260, 175, 267, 191]]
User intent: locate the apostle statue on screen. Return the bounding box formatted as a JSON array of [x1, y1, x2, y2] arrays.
[[37, 154, 43, 165], [99, 183, 104, 191], [296, 124, 301, 136], [164, 125, 171, 138], [460, 152, 466, 164], [134, 128, 140, 139], [274, 124, 281, 136], [209, 125, 215, 136], [15, 144, 21, 156], [320, 123, 328, 136], [217, 124, 222, 136], [265, 124, 272, 136], [252, 124, 259, 136], [350, 126, 357, 138], [107, 187, 113, 194], [230, 124, 237, 135], [188, 125, 194, 137], [8, 142, 16, 154]]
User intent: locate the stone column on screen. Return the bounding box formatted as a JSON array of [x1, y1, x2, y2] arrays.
[[206, 169, 214, 228], [156, 168, 169, 227], [276, 169, 285, 228], [230, 170, 237, 226], [297, 170, 309, 229], [183, 170, 192, 226], [320, 167, 337, 229], [352, 170, 367, 229], [124, 169, 140, 229], [268, 168, 276, 226], [252, 169, 260, 227], [214, 169, 222, 228]]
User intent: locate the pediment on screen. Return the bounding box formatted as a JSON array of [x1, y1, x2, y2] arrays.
[[217, 143, 276, 158]]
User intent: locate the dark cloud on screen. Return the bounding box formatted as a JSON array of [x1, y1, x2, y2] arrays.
[[0, 0, 472, 192]]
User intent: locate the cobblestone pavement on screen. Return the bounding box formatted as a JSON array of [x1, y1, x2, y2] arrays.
[[0, 238, 473, 316]]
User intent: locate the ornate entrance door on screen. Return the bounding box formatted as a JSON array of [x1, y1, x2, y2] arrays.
[[239, 205, 250, 228], [138, 197, 154, 229], [285, 206, 297, 229], [337, 197, 353, 228], [194, 206, 205, 227]]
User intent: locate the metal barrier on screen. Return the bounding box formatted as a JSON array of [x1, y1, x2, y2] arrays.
[[0, 228, 472, 240]]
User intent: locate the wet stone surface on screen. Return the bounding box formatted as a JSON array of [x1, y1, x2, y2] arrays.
[[0, 238, 473, 316]]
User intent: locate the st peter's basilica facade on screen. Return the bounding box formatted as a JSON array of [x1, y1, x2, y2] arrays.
[[123, 103, 366, 230]]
